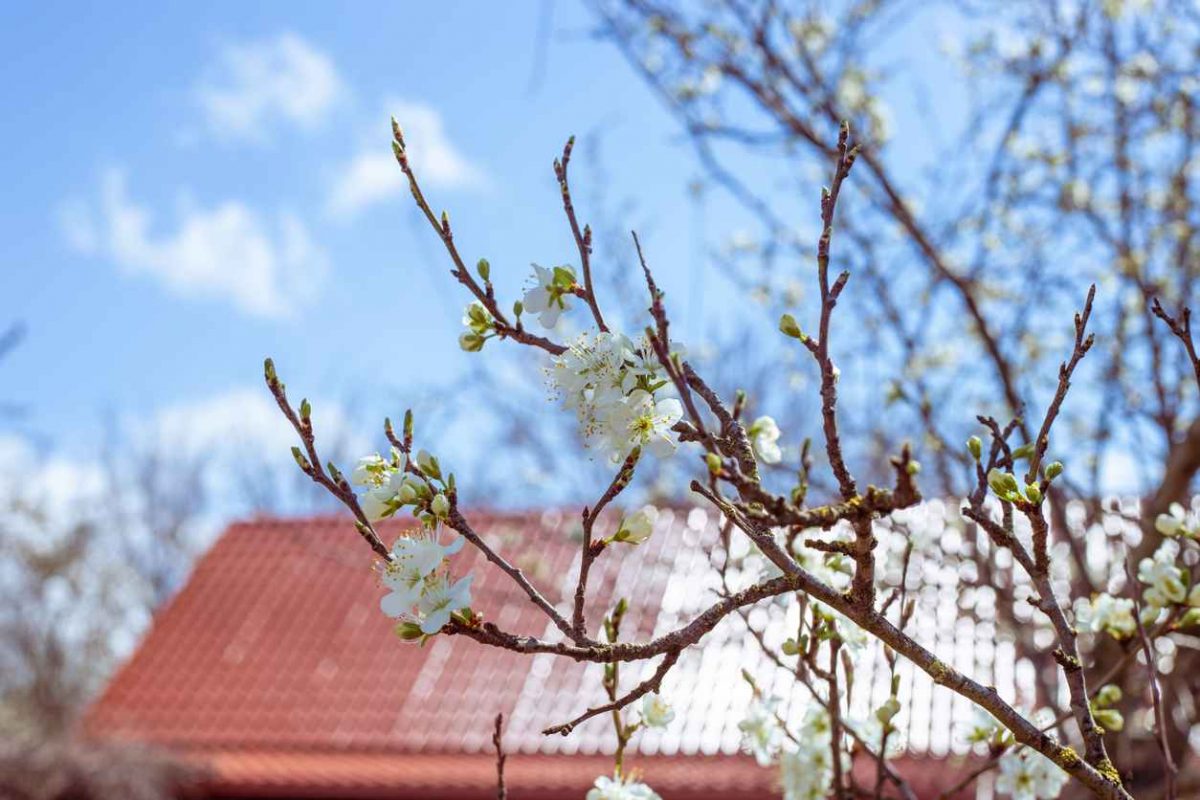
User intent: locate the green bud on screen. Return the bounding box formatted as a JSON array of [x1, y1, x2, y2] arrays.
[[477, 258, 491, 281], [299, 398, 311, 421], [430, 493, 450, 518], [906, 460, 921, 476], [967, 436, 983, 460], [291, 446, 311, 473], [513, 300, 523, 317], [1045, 461, 1064, 480], [1093, 708, 1124, 733], [778, 313, 805, 340], [327, 461, 344, 484], [875, 696, 901, 727], [987, 469, 1020, 499], [781, 638, 800, 656], [1094, 684, 1122, 707], [403, 409, 414, 439], [1025, 483, 1043, 504], [1011, 443, 1035, 461], [705, 453, 722, 475], [459, 331, 486, 352], [395, 620, 425, 641], [263, 357, 277, 384], [1179, 608, 1200, 628]]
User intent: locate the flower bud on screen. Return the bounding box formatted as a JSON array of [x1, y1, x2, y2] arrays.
[[1011, 443, 1035, 461], [1045, 461, 1063, 480], [778, 313, 805, 340], [967, 436, 982, 460], [1024, 483, 1043, 504], [477, 258, 491, 281], [395, 621, 425, 641], [459, 332, 486, 352], [1093, 708, 1124, 733], [431, 493, 450, 518], [987, 469, 1020, 498], [1095, 684, 1122, 707]]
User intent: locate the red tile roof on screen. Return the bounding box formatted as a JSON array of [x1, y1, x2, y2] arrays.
[[84, 510, 984, 797]]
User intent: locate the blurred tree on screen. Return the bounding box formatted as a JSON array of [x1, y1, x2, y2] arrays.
[[587, 0, 1199, 790]]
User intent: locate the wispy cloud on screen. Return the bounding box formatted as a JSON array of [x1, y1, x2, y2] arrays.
[[196, 32, 341, 141], [63, 169, 328, 319], [326, 98, 483, 220]]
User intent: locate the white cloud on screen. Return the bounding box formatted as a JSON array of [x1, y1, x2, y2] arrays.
[[326, 98, 483, 220], [147, 387, 357, 458], [65, 169, 327, 318], [196, 32, 341, 141]]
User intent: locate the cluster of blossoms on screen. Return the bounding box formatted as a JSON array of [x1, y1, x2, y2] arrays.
[[738, 700, 845, 800], [379, 530, 473, 638], [963, 710, 1072, 799], [777, 709, 842, 800], [352, 453, 473, 638], [548, 331, 684, 460], [1072, 521, 1200, 638], [351, 450, 449, 525], [584, 693, 673, 800]]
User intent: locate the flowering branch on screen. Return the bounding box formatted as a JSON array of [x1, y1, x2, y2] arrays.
[[390, 118, 565, 356], [266, 117, 1143, 799]]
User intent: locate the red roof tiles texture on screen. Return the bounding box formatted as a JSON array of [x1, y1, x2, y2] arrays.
[[84, 511, 979, 798]]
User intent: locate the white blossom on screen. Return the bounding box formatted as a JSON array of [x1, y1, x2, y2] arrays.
[[378, 529, 467, 625], [617, 505, 658, 545], [379, 561, 428, 618], [778, 709, 839, 800], [1138, 539, 1187, 610], [416, 573, 473, 634], [351, 453, 391, 487], [641, 692, 674, 728], [360, 484, 397, 521], [522, 264, 574, 328], [738, 699, 782, 766], [605, 390, 683, 458], [390, 528, 464, 577], [1156, 502, 1196, 538], [995, 749, 1068, 800], [748, 416, 782, 464], [586, 775, 662, 800], [548, 331, 684, 459], [1073, 593, 1137, 639]]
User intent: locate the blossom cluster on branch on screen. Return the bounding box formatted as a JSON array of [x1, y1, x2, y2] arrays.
[[260, 62, 1200, 794]]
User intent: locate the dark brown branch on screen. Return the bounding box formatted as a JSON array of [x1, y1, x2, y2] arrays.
[[542, 649, 680, 736], [392, 119, 566, 356], [554, 136, 608, 332], [573, 448, 641, 637], [493, 713, 508, 800]]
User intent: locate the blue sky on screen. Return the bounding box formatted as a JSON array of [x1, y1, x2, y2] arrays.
[[1, 2, 972, 503], [0, 3, 716, 452]]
